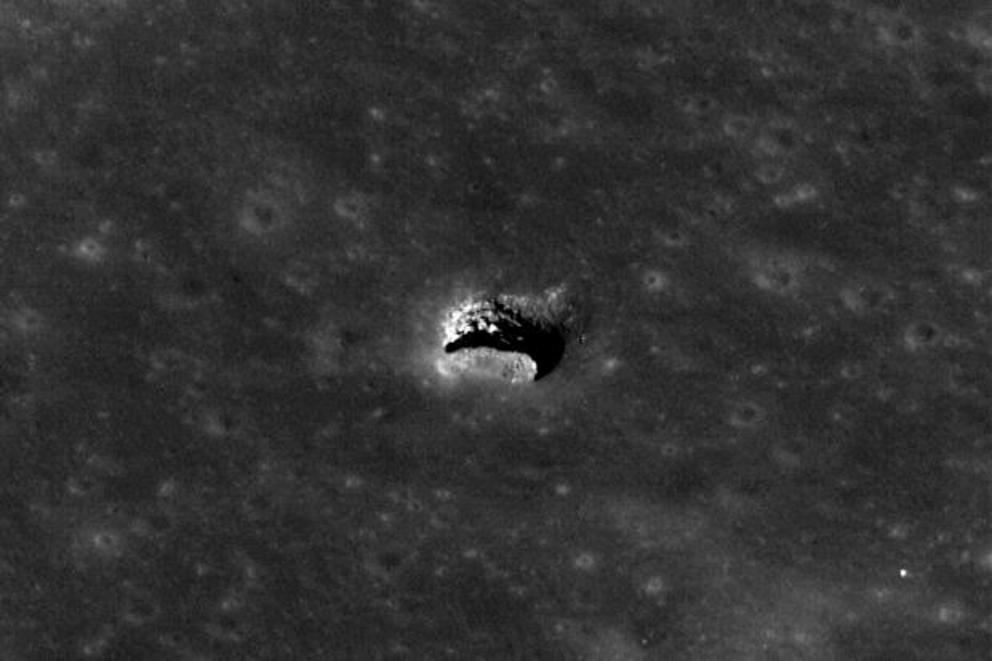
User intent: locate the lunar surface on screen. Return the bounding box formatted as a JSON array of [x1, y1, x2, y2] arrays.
[[0, 1, 990, 659]]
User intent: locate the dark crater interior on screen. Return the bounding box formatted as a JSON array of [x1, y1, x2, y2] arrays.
[[443, 298, 568, 380]]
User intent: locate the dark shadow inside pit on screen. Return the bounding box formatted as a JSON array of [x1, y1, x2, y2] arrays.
[[443, 299, 567, 381]]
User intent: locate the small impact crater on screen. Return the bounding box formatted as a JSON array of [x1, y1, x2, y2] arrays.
[[436, 287, 579, 384]]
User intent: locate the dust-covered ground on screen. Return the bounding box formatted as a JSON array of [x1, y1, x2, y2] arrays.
[[0, 1, 990, 658]]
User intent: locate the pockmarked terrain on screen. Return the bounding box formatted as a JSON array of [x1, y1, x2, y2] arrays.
[[0, 1, 990, 658]]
